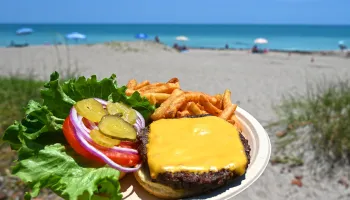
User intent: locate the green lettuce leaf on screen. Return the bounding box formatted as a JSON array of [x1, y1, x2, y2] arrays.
[[2, 100, 64, 152], [41, 71, 155, 120], [13, 144, 122, 200], [2, 72, 155, 199]]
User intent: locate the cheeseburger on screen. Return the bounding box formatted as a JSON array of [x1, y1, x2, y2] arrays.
[[135, 114, 251, 199]]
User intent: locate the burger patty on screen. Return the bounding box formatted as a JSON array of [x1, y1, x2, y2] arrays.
[[137, 114, 251, 191]]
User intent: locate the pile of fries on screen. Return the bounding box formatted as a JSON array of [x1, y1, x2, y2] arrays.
[[126, 78, 243, 132]]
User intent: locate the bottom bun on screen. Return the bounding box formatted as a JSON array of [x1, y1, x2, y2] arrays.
[[119, 171, 127, 180], [133, 166, 205, 199]]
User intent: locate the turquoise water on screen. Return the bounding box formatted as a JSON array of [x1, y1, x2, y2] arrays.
[[1, 24, 350, 51]]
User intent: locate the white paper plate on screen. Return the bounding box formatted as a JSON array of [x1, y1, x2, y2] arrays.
[[120, 107, 271, 200]]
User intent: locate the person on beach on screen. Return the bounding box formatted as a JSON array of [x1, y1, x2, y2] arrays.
[[339, 43, 347, 51], [155, 36, 160, 43], [251, 45, 259, 53], [173, 43, 188, 52], [173, 43, 179, 51], [9, 40, 15, 47], [225, 44, 229, 49]]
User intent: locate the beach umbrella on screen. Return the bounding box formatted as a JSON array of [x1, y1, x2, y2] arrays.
[[254, 38, 268, 44], [16, 28, 33, 35], [338, 40, 345, 45], [66, 32, 87, 40], [135, 33, 148, 39], [176, 36, 189, 41]]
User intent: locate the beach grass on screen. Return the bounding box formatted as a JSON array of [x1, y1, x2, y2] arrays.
[[0, 63, 79, 199], [272, 77, 350, 172], [0, 74, 44, 198], [0, 75, 44, 133], [104, 41, 140, 52]]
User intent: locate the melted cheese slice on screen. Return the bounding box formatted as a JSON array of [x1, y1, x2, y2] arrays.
[[147, 116, 248, 179]]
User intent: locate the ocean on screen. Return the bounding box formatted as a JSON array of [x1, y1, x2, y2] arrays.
[[1, 24, 350, 51]]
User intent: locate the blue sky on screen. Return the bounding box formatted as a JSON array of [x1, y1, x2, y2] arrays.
[[1, 0, 349, 24]]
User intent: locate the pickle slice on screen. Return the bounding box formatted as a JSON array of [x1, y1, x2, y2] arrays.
[[90, 129, 120, 148], [75, 98, 107, 122], [98, 115, 137, 140], [106, 102, 137, 124]]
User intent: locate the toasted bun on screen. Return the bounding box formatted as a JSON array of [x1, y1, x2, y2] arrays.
[[133, 166, 205, 199], [119, 171, 126, 180]]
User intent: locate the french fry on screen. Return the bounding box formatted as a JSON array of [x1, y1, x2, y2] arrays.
[[138, 83, 164, 92], [151, 93, 170, 104], [126, 89, 136, 96], [127, 79, 137, 90], [188, 102, 202, 115], [142, 82, 180, 94], [151, 89, 184, 120], [149, 94, 157, 105], [177, 110, 190, 118], [184, 91, 217, 105], [179, 101, 191, 111], [168, 92, 217, 117], [222, 89, 232, 109], [199, 95, 222, 116], [219, 104, 237, 120], [142, 93, 170, 104], [202, 110, 209, 114], [167, 77, 179, 84], [227, 119, 235, 125], [165, 93, 187, 118], [196, 103, 204, 110], [215, 94, 223, 109], [134, 80, 150, 90], [231, 114, 243, 132]]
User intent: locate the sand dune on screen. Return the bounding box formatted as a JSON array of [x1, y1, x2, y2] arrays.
[[1, 42, 350, 199]]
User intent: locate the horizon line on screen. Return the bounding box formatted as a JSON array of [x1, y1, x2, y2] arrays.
[[0, 22, 350, 26]]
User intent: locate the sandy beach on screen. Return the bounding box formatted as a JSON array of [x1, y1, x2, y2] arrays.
[[1, 41, 350, 200]]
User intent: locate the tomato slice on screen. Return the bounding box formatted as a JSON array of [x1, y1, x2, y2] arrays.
[[62, 117, 140, 167], [63, 117, 100, 162], [119, 141, 139, 150], [82, 118, 93, 129]]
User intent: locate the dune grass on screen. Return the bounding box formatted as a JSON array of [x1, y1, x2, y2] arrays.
[[272, 77, 350, 171], [0, 76, 44, 133], [0, 63, 79, 199], [0, 75, 45, 200]]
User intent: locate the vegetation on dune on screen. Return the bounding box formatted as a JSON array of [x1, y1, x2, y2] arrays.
[[0, 67, 79, 199], [0, 76, 45, 199], [272, 77, 350, 172], [0, 76, 44, 133]]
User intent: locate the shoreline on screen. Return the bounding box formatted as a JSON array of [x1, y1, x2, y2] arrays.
[[185, 46, 349, 56], [1, 41, 348, 56]]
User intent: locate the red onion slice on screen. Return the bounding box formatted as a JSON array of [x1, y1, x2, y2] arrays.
[[87, 120, 98, 130], [78, 116, 91, 133], [70, 116, 141, 173], [133, 124, 140, 133], [94, 98, 108, 105], [136, 111, 145, 127]]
